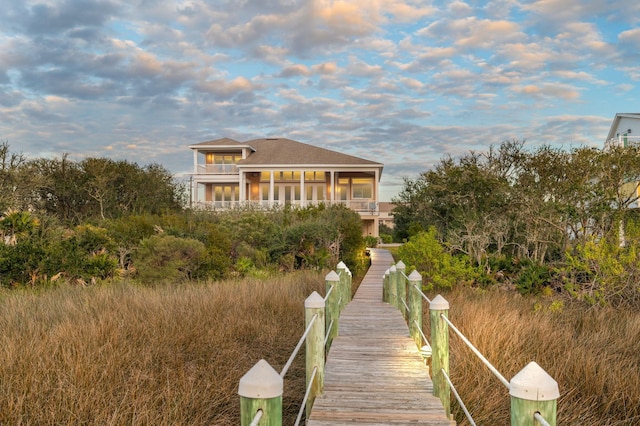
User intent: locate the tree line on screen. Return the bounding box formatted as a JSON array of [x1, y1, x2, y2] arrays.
[[393, 140, 640, 307], [0, 142, 367, 287]]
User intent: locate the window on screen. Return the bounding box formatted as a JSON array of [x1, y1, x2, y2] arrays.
[[352, 178, 373, 199]]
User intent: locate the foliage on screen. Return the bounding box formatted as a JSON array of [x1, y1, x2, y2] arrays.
[[398, 228, 478, 290], [133, 235, 211, 283]]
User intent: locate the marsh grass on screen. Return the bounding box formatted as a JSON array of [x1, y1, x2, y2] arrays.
[[430, 287, 640, 425], [0, 272, 324, 425]]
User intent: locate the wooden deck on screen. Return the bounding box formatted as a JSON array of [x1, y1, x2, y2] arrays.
[[307, 248, 455, 425]]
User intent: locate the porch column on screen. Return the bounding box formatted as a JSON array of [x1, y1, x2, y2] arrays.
[[300, 170, 306, 207], [239, 170, 245, 205], [269, 171, 275, 207], [374, 168, 380, 205], [330, 171, 335, 204]]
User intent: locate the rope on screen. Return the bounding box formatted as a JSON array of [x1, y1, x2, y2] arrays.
[[413, 283, 431, 304], [534, 412, 552, 426], [323, 284, 334, 302], [440, 313, 510, 389], [414, 319, 432, 352], [294, 366, 318, 426], [249, 409, 263, 426], [324, 319, 334, 346], [442, 369, 476, 426], [280, 314, 318, 378]]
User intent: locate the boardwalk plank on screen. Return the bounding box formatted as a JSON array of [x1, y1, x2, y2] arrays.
[[307, 249, 455, 425]]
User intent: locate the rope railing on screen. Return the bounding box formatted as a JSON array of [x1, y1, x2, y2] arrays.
[[440, 313, 510, 388], [442, 369, 476, 426], [294, 366, 318, 426], [280, 314, 318, 378], [534, 412, 552, 426], [238, 262, 352, 425], [385, 259, 560, 426]]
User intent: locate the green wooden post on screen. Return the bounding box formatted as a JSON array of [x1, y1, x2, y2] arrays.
[[383, 269, 390, 303], [325, 271, 340, 352], [408, 270, 422, 349], [430, 294, 450, 418], [336, 261, 348, 311], [388, 264, 398, 308], [239, 359, 283, 425], [396, 261, 407, 320], [305, 291, 325, 418], [345, 266, 352, 303], [510, 362, 559, 426]]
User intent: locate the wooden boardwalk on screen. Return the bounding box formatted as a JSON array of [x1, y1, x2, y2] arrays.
[[307, 248, 455, 425]]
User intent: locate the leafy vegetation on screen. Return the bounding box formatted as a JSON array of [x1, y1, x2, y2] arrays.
[[393, 140, 640, 306]]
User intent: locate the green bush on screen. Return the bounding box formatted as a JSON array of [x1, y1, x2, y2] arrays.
[[515, 263, 553, 295], [133, 235, 210, 284], [398, 227, 478, 290]]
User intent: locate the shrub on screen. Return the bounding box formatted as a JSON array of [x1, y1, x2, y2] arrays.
[[133, 235, 210, 283]]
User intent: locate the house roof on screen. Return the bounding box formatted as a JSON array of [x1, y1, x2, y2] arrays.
[[606, 113, 640, 141], [237, 138, 382, 168], [188, 138, 253, 151]]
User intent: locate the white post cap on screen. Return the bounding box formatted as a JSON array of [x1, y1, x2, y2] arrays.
[[336, 261, 346, 269], [510, 361, 560, 401], [389, 265, 397, 272], [408, 270, 422, 281], [305, 291, 325, 308], [396, 260, 406, 270], [325, 270, 340, 281], [238, 359, 283, 398], [430, 294, 449, 310]]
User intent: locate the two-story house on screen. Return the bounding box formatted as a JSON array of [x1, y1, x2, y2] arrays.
[[605, 113, 640, 148], [189, 138, 384, 237]]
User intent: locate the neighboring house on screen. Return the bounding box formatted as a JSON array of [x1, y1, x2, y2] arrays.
[[604, 113, 640, 210], [189, 138, 384, 237], [378, 202, 396, 229], [605, 113, 640, 148]]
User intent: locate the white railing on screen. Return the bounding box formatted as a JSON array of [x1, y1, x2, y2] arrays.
[[196, 164, 238, 174], [192, 199, 379, 214], [605, 135, 640, 149]]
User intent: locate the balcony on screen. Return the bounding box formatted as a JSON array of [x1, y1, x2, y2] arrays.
[[606, 135, 640, 149], [196, 164, 239, 175], [192, 200, 379, 214]]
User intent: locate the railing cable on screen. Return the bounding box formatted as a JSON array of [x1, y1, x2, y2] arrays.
[[442, 368, 476, 426], [440, 314, 510, 389], [280, 314, 318, 378], [249, 409, 263, 426], [294, 366, 318, 426], [414, 320, 432, 352], [323, 284, 334, 302], [534, 412, 552, 426], [413, 283, 431, 304], [400, 297, 409, 314], [324, 319, 334, 346]]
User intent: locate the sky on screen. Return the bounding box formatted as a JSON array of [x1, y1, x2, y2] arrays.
[[1, 0, 639, 201]]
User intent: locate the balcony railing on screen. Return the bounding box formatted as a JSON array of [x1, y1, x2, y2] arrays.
[[606, 135, 640, 149], [196, 164, 239, 174], [192, 200, 379, 214]]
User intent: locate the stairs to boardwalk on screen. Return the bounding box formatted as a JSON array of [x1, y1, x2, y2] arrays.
[[307, 249, 455, 425]]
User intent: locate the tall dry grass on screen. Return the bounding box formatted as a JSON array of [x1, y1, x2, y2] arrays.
[[0, 273, 324, 425], [430, 288, 640, 425]]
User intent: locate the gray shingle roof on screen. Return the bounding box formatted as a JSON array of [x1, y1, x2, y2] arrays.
[[239, 138, 382, 167]]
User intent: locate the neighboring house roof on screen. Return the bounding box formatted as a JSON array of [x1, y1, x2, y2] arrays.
[[378, 202, 396, 213], [606, 113, 640, 141]]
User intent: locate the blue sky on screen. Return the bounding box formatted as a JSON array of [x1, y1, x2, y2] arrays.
[[1, 0, 639, 201]]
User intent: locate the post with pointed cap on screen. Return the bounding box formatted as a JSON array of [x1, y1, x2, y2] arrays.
[[396, 261, 407, 320], [388, 264, 398, 309], [305, 291, 325, 418], [336, 261, 348, 311], [325, 271, 340, 352], [238, 359, 283, 425], [510, 362, 559, 426], [430, 294, 450, 418], [408, 270, 423, 348]]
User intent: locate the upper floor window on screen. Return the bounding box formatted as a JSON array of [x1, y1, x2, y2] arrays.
[[352, 178, 373, 199]]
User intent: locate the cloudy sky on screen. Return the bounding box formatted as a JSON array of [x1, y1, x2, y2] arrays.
[[1, 0, 639, 201]]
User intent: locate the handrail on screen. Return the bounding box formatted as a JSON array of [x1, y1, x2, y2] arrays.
[[324, 319, 334, 346], [442, 369, 476, 426], [324, 283, 335, 302], [534, 412, 551, 426], [387, 258, 560, 426], [294, 366, 318, 426], [249, 409, 263, 426], [440, 313, 510, 388], [280, 314, 318, 378]]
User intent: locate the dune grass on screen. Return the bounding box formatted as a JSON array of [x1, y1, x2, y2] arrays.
[[432, 287, 640, 425], [1, 271, 638, 425], [0, 273, 324, 425]]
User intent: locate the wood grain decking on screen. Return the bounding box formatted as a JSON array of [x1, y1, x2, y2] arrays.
[[307, 248, 455, 425]]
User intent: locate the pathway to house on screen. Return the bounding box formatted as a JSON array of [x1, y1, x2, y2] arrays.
[[307, 248, 455, 425]]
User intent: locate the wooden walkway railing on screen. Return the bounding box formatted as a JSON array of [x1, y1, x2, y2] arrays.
[[307, 248, 455, 425]]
